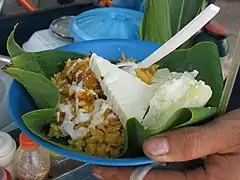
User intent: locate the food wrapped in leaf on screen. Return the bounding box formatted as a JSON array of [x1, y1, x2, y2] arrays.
[[2, 26, 223, 157]]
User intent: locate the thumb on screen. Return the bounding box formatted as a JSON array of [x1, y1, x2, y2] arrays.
[[143, 110, 240, 162]]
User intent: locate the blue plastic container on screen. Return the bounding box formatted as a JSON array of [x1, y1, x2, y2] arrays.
[[69, 7, 143, 42], [8, 39, 161, 166], [112, 0, 146, 12]]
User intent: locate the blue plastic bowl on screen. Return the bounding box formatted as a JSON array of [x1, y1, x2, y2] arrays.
[[8, 39, 160, 166]]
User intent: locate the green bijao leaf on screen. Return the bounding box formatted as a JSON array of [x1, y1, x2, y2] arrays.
[[125, 42, 223, 156], [141, 0, 172, 44], [3, 67, 59, 109], [22, 110, 85, 153], [126, 107, 217, 156], [11, 50, 85, 78], [3, 67, 85, 153], [169, 0, 205, 35], [141, 0, 205, 45], [7, 24, 25, 58]]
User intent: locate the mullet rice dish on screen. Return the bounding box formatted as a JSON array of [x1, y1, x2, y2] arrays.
[[47, 53, 212, 157], [4, 28, 223, 158]]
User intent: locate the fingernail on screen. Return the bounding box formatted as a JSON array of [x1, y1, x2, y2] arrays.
[[93, 173, 105, 180], [145, 137, 169, 156]]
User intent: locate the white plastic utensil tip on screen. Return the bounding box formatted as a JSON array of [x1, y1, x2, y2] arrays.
[[0, 56, 11, 65], [138, 4, 220, 68], [130, 163, 166, 180]]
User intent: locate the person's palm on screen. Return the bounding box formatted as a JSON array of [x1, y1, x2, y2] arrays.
[[93, 110, 240, 180]]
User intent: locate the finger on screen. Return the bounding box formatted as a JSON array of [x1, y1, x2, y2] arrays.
[[144, 167, 207, 180], [92, 165, 207, 180], [92, 166, 134, 180], [143, 109, 240, 162]]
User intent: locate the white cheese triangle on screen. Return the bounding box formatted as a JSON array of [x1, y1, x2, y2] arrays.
[[90, 53, 155, 126]]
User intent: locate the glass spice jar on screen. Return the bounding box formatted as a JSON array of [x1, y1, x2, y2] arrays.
[[13, 133, 50, 180]]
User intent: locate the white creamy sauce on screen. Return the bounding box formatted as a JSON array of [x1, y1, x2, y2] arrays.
[[59, 103, 90, 139], [69, 83, 84, 96], [59, 98, 112, 140], [75, 110, 90, 124], [89, 100, 112, 128], [56, 111, 60, 122], [59, 103, 74, 121]]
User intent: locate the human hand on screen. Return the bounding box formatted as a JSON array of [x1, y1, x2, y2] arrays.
[[92, 109, 240, 180]]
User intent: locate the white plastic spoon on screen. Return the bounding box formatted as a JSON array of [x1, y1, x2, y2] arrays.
[[138, 4, 220, 69]]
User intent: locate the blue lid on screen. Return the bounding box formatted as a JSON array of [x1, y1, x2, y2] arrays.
[[69, 7, 143, 41]]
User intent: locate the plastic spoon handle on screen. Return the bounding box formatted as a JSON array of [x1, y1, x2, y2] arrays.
[[138, 4, 220, 69]]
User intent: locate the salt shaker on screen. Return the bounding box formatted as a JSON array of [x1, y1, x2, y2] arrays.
[[0, 132, 16, 179], [14, 132, 50, 180]]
